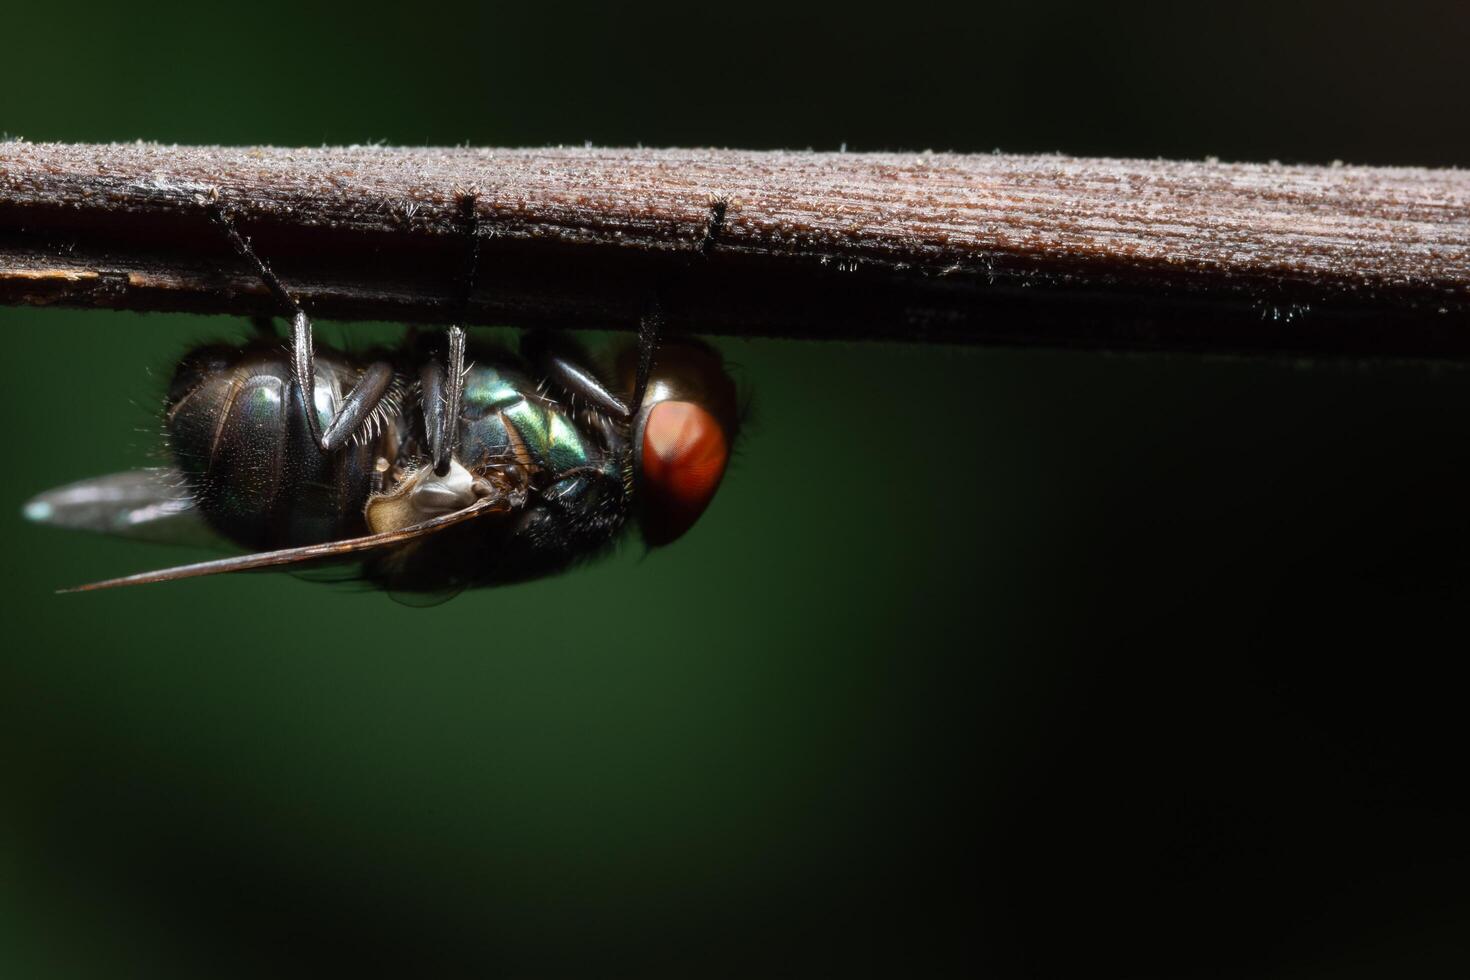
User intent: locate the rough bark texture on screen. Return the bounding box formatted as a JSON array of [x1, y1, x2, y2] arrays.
[[1, 142, 1467, 355]]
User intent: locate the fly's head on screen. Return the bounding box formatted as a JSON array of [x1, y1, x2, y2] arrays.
[[623, 340, 741, 547]]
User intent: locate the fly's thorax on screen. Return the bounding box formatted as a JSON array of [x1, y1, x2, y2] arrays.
[[454, 362, 618, 482]]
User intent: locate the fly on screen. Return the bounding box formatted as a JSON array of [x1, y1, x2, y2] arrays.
[[23, 195, 740, 598]]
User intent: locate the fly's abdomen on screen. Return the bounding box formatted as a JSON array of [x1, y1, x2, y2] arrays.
[[166, 345, 392, 550]]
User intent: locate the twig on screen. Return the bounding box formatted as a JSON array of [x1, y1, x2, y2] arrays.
[[1, 142, 1467, 356]]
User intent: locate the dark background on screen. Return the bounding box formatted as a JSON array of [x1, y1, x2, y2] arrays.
[[3, 2, 1469, 975]]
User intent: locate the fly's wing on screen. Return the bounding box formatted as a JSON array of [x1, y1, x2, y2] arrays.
[[23, 468, 222, 549], [60, 495, 515, 593]]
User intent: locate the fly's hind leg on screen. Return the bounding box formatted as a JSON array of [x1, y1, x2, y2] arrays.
[[208, 204, 392, 454]]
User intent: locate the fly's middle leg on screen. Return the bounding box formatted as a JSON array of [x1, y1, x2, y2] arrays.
[[420, 192, 480, 477], [420, 325, 466, 476]]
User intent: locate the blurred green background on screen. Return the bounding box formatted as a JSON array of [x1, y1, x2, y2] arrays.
[[3, 2, 1469, 976]]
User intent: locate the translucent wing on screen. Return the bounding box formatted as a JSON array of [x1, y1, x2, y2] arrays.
[[23, 468, 221, 548], [61, 495, 513, 593]]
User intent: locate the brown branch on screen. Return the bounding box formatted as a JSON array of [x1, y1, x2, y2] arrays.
[[1, 142, 1468, 356]]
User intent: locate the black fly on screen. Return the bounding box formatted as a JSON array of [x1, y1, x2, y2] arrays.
[[25, 195, 740, 598]]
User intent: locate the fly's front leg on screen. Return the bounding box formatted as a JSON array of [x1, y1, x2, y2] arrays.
[[527, 297, 663, 423], [209, 203, 392, 454], [538, 346, 632, 421], [619, 195, 715, 412], [630, 297, 663, 415]]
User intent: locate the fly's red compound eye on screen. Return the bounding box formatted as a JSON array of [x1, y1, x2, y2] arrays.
[[639, 399, 730, 546]]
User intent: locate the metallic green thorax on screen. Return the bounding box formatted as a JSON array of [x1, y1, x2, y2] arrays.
[[457, 363, 621, 482], [380, 358, 632, 591]]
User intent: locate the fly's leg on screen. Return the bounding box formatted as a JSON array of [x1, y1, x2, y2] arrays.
[[619, 195, 716, 411], [420, 325, 466, 476], [529, 298, 663, 423], [321, 361, 395, 449], [538, 346, 631, 421], [421, 193, 481, 477], [630, 295, 663, 415], [517, 195, 710, 430], [209, 204, 392, 454]]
